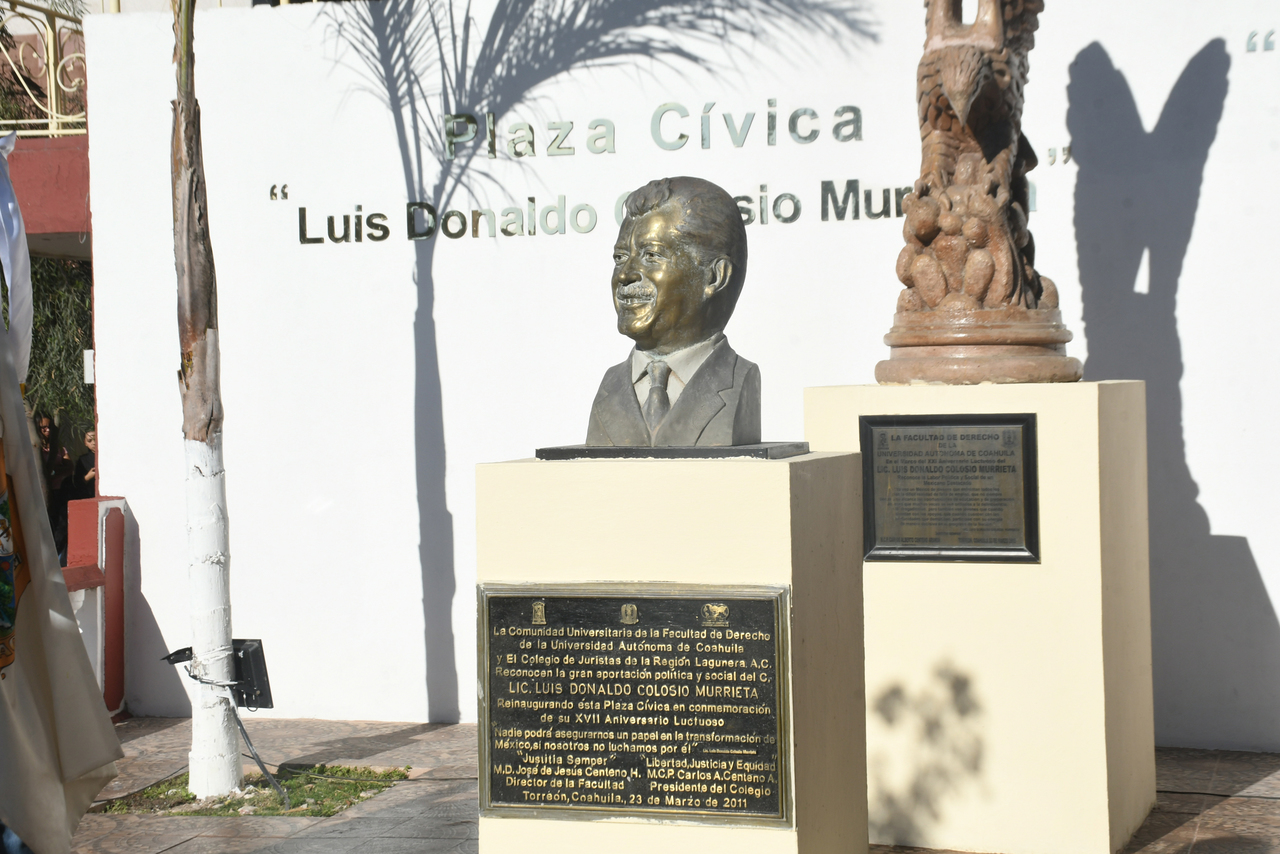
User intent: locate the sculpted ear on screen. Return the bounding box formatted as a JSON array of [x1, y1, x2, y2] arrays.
[[705, 257, 732, 298]]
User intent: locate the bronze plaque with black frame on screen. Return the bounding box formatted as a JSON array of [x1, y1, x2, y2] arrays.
[[478, 583, 791, 826], [859, 413, 1039, 562]]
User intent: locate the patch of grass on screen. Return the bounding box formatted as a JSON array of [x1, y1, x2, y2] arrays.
[[103, 774, 195, 814], [102, 765, 410, 817]]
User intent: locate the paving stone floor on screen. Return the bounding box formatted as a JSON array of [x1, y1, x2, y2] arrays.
[[75, 718, 1280, 853], [77, 718, 478, 853], [869, 747, 1280, 854]]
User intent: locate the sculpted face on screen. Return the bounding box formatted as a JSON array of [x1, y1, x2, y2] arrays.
[[612, 203, 724, 354]]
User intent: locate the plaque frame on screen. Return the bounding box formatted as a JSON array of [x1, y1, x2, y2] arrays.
[[477, 582, 794, 827], [859, 413, 1040, 563]]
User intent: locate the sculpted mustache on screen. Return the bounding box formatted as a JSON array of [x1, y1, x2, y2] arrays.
[[616, 278, 657, 302]]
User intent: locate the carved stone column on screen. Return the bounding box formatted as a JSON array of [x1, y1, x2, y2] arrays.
[[878, 0, 1082, 384]]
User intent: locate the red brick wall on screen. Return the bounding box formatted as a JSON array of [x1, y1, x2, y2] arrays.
[[10, 135, 89, 235]]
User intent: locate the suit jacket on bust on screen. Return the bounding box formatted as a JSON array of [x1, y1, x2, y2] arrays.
[[586, 337, 761, 447]]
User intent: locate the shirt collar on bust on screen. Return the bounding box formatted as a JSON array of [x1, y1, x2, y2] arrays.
[[630, 332, 724, 386]]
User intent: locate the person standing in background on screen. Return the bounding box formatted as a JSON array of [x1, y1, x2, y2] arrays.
[[72, 429, 95, 501], [35, 413, 70, 495], [34, 414, 71, 564]]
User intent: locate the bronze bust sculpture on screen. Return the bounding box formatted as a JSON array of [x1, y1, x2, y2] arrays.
[[879, 0, 1082, 383], [586, 177, 761, 446]]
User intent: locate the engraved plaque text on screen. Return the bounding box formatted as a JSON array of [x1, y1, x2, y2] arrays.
[[860, 414, 1039, 561], [479, 586, 789, 824]]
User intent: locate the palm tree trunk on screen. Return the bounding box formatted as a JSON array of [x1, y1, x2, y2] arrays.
[[172, 0, 237, 799]]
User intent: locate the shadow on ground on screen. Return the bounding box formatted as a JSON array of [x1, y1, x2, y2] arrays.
[[276, 723, 444, 766]]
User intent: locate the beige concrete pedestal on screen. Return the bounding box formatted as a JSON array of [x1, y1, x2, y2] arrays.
[[805, 381, 1153, 854], [476, 453, 867, 854]]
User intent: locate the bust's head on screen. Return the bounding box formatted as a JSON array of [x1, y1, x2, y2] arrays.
[[611, 177, 748, 355]]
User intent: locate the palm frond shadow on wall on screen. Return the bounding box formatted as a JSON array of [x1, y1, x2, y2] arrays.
[[324, 0, 878, 722]]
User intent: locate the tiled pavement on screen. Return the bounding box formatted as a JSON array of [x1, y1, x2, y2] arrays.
[[76, 719, 1280, 853], [869, 748, 1280, 854], [76, 719, 479, 853]]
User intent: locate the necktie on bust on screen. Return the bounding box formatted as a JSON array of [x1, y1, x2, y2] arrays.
[[643, 360, 672, 439]]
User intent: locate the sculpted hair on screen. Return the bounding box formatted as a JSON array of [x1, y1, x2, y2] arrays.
[[624, 176, 748, 330]]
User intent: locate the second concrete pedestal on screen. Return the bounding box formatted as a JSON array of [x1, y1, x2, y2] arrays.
[[806, 381, 1154, 854]]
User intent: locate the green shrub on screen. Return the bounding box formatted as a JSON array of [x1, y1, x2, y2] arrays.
[[24, 256, 94, 437]]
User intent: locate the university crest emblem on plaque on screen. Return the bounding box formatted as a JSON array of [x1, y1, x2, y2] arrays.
[[701, 603, 730, 627]]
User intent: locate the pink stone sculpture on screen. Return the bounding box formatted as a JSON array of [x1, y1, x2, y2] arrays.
[[878, 0, 1082, 384]]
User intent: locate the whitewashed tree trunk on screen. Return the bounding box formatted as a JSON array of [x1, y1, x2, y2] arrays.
[[172, 0, 238, 797], [184, 430, 237, 797]]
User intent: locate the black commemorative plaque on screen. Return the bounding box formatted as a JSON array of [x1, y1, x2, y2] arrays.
[[479, 585, 790, 824], [860, 414, 1039, 562]]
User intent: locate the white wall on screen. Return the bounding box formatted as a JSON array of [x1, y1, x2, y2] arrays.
[[85, 0, 1280, 747]]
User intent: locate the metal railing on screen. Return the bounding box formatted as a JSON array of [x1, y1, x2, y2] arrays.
[[0, 0, 84, 136]]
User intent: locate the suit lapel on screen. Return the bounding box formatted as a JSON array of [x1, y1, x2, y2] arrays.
[[655, 340, 734, 445], [596, 360, 651, 446]]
